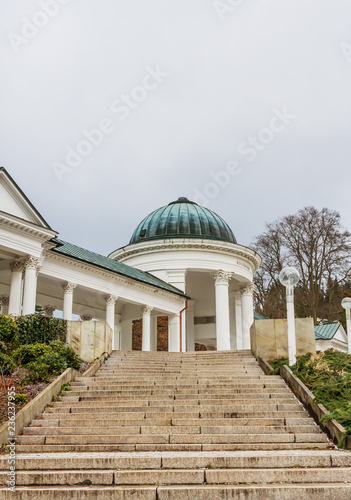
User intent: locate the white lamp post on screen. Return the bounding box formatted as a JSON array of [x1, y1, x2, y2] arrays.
[[341, 298, 351, 355], [279, 267, 300, 366]]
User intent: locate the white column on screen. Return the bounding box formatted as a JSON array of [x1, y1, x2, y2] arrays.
[[142, 306, 153, 351], [105, 295, 117, 354], [168, 313, 180, 352], [234, 292, 243, 350], [214, 270, 232, 351], [1, 295, 9, 315], [113, 314, 122, 351], [186, 300, 195, 352], [62, 282, 76, 320], [106, 295, 117, 329], [241, 284, 255, 350], [8, 261, 24, 316], [22, 256, 40, 316]]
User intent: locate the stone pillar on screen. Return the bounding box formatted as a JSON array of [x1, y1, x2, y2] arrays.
[[168, 313, 180, 352], [241, 284, 255, 350], [214, 270, 232, 351], [22, 256, 40, 316], [142, 306, 153, 351], [1, 295, 9, 315], [234, 292, 243, 350], [8, 261, 24, 316], [62, 282, 76, 320], [43, 305, 56, 317]]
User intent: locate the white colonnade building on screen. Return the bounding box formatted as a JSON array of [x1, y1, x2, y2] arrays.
[[0, 168, 260, 352]]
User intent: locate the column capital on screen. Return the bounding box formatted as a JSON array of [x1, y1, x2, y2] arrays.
[[214, 270, 232, 286], [61, 282, 77, 294], [105, 295, 117, 306], [80, 314, 93, 321], [43, 305, 56, 317], [1, 295, 9, 306], [9, 260, 24, 273], [23, 256, 40, 271], [142, 305, 153, 316], [240, 283, 255, 295]]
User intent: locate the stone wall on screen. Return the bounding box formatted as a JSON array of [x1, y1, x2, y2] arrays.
[[67, 321, 113, 362], [250, 318, 316, 361]]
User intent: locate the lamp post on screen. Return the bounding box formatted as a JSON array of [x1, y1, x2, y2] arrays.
[[341, 298, 351, 355], [279, 267, 300, 366]]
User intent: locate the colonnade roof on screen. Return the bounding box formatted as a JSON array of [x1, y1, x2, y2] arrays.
[[50, 238, 187, 297]]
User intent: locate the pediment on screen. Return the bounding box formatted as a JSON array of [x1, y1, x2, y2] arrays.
[[0, 167, 51, 229]]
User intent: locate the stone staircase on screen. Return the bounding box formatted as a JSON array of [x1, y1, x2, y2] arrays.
[[1, 350, 351, 498]]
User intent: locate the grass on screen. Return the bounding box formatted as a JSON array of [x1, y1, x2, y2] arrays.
[[270, 349, 351, 435]]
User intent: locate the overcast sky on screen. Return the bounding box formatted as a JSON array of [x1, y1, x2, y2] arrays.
[[1, 1, 351, 256]]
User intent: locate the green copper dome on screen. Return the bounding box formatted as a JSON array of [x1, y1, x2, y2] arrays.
[[130, 198, 237, 244]]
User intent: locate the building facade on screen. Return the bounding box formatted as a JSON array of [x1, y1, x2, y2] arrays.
[[0, 168, 260, 352]]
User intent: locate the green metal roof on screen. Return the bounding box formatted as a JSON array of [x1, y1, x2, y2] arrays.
[[50, 239, 187, 297], [315, 322, 340, 340], [254, 312, 270, 320], [130, 197, 237, 245]]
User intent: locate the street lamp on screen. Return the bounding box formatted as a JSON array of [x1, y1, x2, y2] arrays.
[[279, 267, 300, 366], [341, 298, 351, 355]]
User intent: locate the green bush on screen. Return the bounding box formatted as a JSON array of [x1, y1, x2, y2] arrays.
[[49, 340, 81, 370], [15, 314, 67, 345], [25, 352, 67, 383], [270, 349, 351, 436], [0, 352, 16, 375], [14, 394, 27, 404], [14, 341, 82, 383], [12, 343, 52, 366], [0, 316, 19, 354]]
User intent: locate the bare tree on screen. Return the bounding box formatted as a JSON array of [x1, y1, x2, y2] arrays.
[[253, 207, 351, 323]]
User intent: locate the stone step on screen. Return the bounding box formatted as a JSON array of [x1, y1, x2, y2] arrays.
[[66, 387, 291, 394], [16, 442, 333, 453], [24, 424, 320, 436], [2, 467, 350, 487], [32, 417, 313, 428], [46, 404, 306, 414], [41, 410, 310, 420], [18, 432, 327, 446], [2, 450, 348, 471]]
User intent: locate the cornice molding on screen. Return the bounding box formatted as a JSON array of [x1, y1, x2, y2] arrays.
[[111, 239, 261, 273], [0, 211, 57, 241]]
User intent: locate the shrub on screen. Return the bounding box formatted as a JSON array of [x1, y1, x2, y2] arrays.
[[0, 316, 19, 354], [49, 340, 82, 370], [14, 341, 82, 383], [0, 352, 16, 375], [15, 314, 67, 345], [14, 394, 27, 404], [270, 349, 351, 436], [12, 343, 52, 366]]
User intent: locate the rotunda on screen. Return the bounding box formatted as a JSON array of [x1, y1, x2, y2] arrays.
[[109, 197, 261, 351]]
